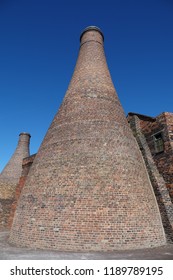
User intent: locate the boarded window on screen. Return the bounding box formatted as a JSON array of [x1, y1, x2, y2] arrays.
[[153, 132, 164, 153]]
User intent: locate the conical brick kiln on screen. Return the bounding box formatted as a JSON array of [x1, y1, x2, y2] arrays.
[[9, 27, 166, 251]]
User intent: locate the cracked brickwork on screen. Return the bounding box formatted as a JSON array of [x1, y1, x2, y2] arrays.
[[9, 26, 166, 251], [0, 133, 30, 229]]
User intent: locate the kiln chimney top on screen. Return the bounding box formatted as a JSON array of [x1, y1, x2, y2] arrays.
[[19, 132, 31, 138], [80, 26, 104, 42]]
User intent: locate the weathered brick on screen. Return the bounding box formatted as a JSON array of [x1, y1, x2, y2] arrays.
[[9, 26, 166, 251], [127, 113, 173, 243], [128, 112, 173, 203], [0, 133, 31, 229]]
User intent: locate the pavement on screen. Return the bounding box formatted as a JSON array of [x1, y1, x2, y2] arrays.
[[0, 231, 173, 260]]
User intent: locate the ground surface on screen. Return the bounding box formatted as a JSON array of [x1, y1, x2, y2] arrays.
[[0, 231, 173, 260]]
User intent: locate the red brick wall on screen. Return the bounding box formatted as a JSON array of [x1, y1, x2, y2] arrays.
[[8, 154, 36, 228], [0, 198, 14, 229], [128, 113, 173, 243], [137, 112, 173, 202]]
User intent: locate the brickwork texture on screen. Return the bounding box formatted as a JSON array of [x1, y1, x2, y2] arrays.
[[9, 26, 166, 251], [133, 112, 173, 202], [128, 114, 173, 243], [0, 133, 30, 229], [8, 154, 36, 228]]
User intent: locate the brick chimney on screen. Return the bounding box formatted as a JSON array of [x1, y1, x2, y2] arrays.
[[0, 133, 31, 185], [0, 133, 30, 229], [9, 27, 166, 251]]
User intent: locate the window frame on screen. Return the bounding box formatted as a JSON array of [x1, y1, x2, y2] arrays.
[[153, 131, 164, 154]]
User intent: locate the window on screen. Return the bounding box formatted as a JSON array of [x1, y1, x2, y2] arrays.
[[153, 132, 164, 153]]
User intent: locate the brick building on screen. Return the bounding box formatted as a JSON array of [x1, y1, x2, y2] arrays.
[[128, 112, 173, 203], [0, 26, 173, 252], [9, 26, 171, 251], [10, 112, 173, 244], [0, 133, 30, 229], [8, 154, 36, 228]]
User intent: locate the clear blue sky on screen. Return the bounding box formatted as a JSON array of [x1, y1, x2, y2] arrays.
[[0, 0, 173, 172]]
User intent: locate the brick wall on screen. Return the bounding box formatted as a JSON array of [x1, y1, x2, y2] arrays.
[[128, 114, 173, 243], [129, 112, 173, 202], [0, 180, 15, 230], [8, 154, 36, 228]]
